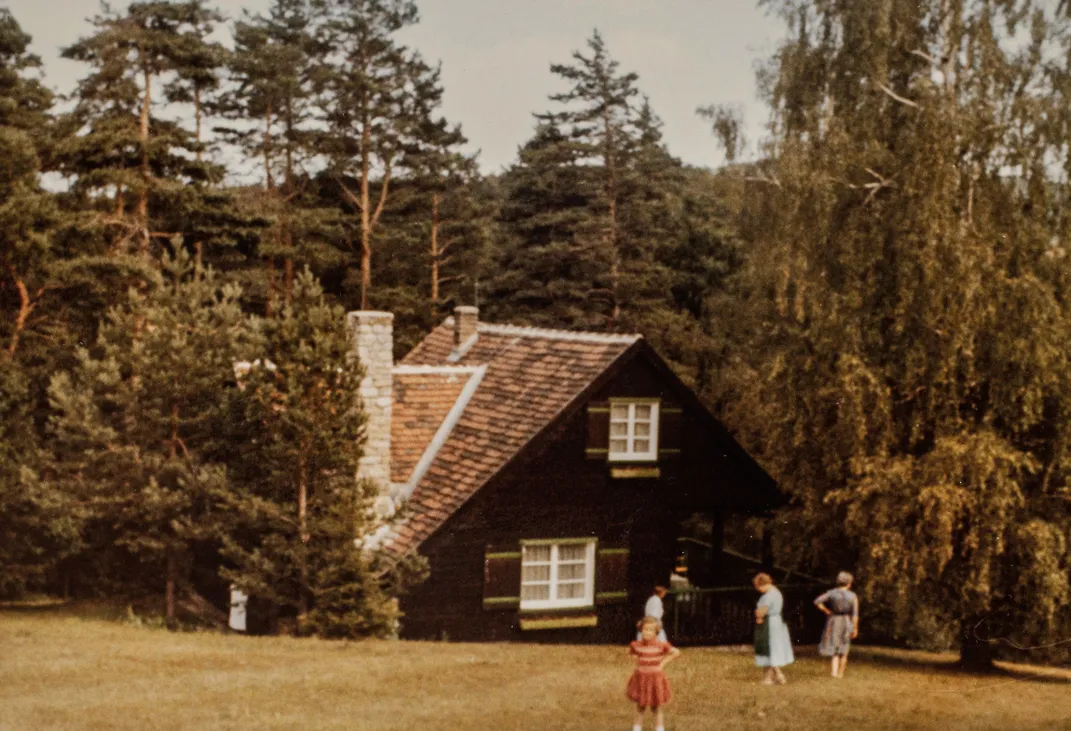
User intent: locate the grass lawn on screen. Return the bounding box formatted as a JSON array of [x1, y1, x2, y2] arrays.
[[1, 605, 1069, 731]]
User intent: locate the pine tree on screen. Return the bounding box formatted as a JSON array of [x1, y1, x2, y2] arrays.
[[0, 9, 82, 598], [221, 0, 340, 308], [217, 270, 420, 636], [540, 30, 640, 323], [725, 0, 1071, 668], [46, 248, 251, 620], [488, 123, 606, 328], [491, 32, 703, 334], [318, 0, 447, 310], [58, 0, 212, 255], [0, 7, 59, 365]]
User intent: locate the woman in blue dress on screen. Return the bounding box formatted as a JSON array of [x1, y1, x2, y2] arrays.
[[753, 572, 794, 684], [815, 571, 860, 678]]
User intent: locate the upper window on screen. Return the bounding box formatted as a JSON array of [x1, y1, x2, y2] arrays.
[[520, 540, 596, 610], [608, 400, 660, 462]]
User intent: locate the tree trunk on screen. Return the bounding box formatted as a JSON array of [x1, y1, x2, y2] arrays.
[[166, 549, 177, 625], [958, 617, 997, 671], [194, 87, 203, 164], [263, 104, 274, 192], [360, 103, 372, 310], [6, 275, 32, 358], [138, 63, 152, 255], [602, 107, 621, 325], [283, 99, 295, 302], [430, 193, 440, 304], [297, 448, 309, 622]]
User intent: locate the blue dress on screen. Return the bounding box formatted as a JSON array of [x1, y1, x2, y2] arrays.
[[755, 587, 794, 668]]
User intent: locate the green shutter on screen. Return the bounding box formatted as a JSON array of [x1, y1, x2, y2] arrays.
[[586, 402, 610, 459], [595, 545, 629, 604], [483, 543, 521, 610], [658, 403, 683, 459]]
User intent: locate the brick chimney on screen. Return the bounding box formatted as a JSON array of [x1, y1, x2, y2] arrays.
[[347, 311, 393, 492], [454, 306, 478, 349]]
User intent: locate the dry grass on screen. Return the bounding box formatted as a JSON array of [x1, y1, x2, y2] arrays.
[[1, 606, 1069, 731]]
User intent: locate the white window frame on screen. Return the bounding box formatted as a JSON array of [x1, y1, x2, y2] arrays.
[[519, 539, 596, 610], [607, 399, 660, 462]]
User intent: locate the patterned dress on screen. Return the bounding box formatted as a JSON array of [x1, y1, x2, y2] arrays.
[[754, 587, 794, 668], [815, 587, 859, 656], [626, 639, 674, 707]]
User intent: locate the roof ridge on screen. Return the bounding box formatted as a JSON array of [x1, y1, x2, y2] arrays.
[[472, 321, 642, 344], [392, 364, 481, 374]]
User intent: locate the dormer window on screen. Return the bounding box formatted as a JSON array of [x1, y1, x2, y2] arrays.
[[608, 399, 659, 462]]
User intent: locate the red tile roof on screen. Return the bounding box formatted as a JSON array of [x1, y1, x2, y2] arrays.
[[385, 319, 640, 554], [390, 368, 475, 485]]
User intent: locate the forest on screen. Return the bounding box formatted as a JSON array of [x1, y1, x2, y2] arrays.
[[1, 0, 1070, 669]]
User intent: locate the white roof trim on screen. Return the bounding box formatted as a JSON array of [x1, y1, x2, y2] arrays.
[[446, 332, 479, 362], [392, 364, 480, 375], [391, 364, 488, 501], [476, 322, 641, 344]]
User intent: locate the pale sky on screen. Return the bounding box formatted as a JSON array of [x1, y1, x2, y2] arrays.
[[3, 0, 787, 173]]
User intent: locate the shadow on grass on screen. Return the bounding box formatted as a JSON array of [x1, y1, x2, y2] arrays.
[[850, 645, 1071, 685]]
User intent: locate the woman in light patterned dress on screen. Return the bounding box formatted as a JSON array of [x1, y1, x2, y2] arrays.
[[753, 572, 794, 684], [815, 571, 860, 678]]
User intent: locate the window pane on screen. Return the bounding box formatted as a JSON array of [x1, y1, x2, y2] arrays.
[[634, 423, 650, 437], [523, 545, 551, 563], [610, 438, 629, 453], [522, 564, 550, 583], [635, 404, 652, 420], [557, 582, 586, 599], [521, 584, 550, 601], [610, 422, 628, 437], [558, 563, 587, 581], [611, 404, 629, 420], [558, 543, 587, 561], [634, 439, 650, 453]]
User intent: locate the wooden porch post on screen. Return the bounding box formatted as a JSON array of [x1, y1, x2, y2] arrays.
[[707, 511, 726, 584]]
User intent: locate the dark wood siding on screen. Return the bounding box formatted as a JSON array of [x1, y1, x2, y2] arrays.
[[400, 354, 776, 643]]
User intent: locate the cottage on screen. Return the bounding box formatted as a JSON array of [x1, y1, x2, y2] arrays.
[[349, 307, 781, 643]]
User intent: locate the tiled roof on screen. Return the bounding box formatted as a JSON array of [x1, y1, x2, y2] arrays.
[[390, 366, 477, 485], [385, 319, 640, 554]]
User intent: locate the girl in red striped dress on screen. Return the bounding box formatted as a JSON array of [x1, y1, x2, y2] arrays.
[[626, 615, 681, 731]]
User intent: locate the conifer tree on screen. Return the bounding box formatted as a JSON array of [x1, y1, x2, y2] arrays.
[[318, 0, 447, 310], [491, 32, 706, 334], [217, 270, 419, 637], [0, 9, 81, 598], [540, 30, 640, 323], [47, 248, 250, 619], [58, 1, 215, 255], [222, 0, 339, 307], [488, 123, 606, 328], [0, 7, 58, 365]]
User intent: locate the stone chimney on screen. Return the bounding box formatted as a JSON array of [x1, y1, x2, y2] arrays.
[[347, 311, 393, 492], [454, 306, 479, 349]]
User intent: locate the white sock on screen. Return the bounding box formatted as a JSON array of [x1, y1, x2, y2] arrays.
[[632, 725, 642, 731]]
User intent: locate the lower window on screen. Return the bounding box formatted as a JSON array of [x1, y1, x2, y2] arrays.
[[520, 539, 596, 610]]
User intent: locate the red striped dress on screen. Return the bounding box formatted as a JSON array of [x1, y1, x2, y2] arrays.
[[626, 639, 674, 707]]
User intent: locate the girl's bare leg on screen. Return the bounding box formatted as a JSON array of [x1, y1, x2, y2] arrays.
[[838, 652, 849, 677], [831, 655, 840, 677], [633, 703, 645, 728], [774, 666, 787, 684], [654, 706, 664, 729]]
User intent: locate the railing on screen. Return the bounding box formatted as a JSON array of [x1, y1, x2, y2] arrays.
[[667, 583, 827, 646]]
